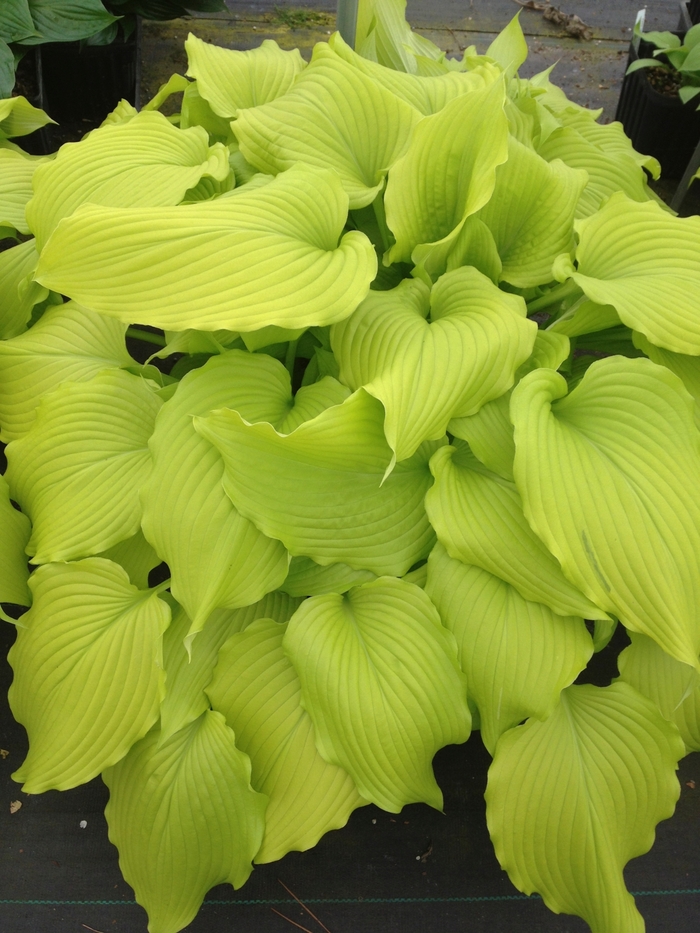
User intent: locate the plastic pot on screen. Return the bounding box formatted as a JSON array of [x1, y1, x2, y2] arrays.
[[615, 36, 700, 178]]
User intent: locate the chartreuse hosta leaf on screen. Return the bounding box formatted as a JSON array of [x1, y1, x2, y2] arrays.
[[234, 44, 419, 210], [0, 473, 31, 615], [619, 634, 700, 753], [209, 618, 366, 862], [354, 0, 444, 73], [548, 298, 620, 338], [537, 125, 656, 219], [471, 137, 586, 288], [554, 104, 661, 178], [9, 559, 170, 793], [486, 683, 685, 933], [0, 239, 47, 340], [26, 110, 230, 250], [35, 164, 377, 332], [195, 389, 439, 576], [426, 441, 606, 619], [0, 95, 53, 138], [283, 577, 470, 811], [5, 370, 162, 563], [449, 331, 570, 480], [185, 34, 305, 118], [142, 351, 349, 635], [384, 78, 508, 272], [426, 543, 592, 753], [632, 331, 700, 428], [553, 192, 700, 354], [332, 268, 535, 462], [0, 301, 132, 442], [0, 147, 48, 235], [103, 713, 266, 933], [280, 556, 375, 597], [511, 358, 700, 669], [160, 591, 302, 741], [98, 531, 161, 591], [485, 12, 528, 78], [328, 32, 500, 116]]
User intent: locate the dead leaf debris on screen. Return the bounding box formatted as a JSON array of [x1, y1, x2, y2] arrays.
[[513, 0, 593, 40]]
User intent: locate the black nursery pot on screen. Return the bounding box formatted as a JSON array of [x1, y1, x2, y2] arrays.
[[615, 37, 700, 179], [688, 0, 700, 25], [37, 27, 140, 126]]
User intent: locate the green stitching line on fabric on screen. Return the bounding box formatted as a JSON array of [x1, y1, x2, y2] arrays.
[[1, 890, 700, 906]]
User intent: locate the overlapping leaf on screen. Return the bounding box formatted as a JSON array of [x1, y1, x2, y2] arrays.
[[142, 351, 349, 636], [0, 148, 48, 235], [0, 239, 47, 340], [9, 559, 169, 792], [209, 618, 366, 862], [618, 634, 700, 753], [160, 592, 302, 741], [26, 110, 230, 250], [384, 78, 508, 272], [511, 358, 700, 668], [0, 473, 31, 614], [331, 267, 535, 461], [486, 683, 684, 933], [426, 441, 606, 619], [283, 577, 470, 811], [103, 712, 267, 933], [0, 95, 53, 138], [35, 164, 377, 332], [280, 556, 375, 597], [234, 43, 420, 209], [98, 530, 162, 590], [537, 125, 656, 218], [632, 331, 700, 428], [195, 389, 439, 576], [0, 301, 132, 442], [553, 193, 700, 354], [185, 33, 306, 118], [426, 543, 592, 753], [449, 331, 570, 480], [474, 136, 586, 287], [6, 370, 162, 563], [328, 32, 500, 116]]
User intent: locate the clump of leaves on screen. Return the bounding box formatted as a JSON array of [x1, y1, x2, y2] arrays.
[[627, 22, 700, 105], [2, 3, 699, 933]]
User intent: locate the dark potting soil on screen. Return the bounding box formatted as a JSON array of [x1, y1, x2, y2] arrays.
[[646, 65, 684, 97]]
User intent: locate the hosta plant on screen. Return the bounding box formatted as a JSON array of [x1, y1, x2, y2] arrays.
[[2, 4, 700, 932]]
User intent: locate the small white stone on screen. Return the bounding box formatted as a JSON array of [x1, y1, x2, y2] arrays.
[[79, 820, 87, 829]]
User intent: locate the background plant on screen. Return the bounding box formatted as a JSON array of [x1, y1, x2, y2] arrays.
[[627, 22, 700, 105], [0, 0, 226, 98], [1, 4, 700, 933]]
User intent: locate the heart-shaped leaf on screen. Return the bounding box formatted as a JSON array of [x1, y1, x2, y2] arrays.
[[332, 267, 535, 462], [9, 559, 170, 792], [283, 577, 470, 811]]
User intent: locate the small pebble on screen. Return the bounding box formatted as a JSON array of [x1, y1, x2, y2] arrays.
[[371, 818, 376, 824], [79, 820, 87, 829]]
